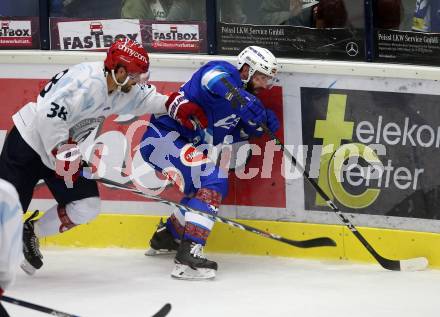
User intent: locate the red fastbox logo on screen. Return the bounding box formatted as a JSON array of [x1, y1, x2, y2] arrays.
[[90, 22, 104, 35]]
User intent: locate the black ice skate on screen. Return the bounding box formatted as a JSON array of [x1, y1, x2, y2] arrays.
[[171, 240, 217, 280], [145, 219, 179, 256], [21, 210, 43, 275]]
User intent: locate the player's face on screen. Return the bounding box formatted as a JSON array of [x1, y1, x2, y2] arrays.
[[119, 69, 149, 93], [249, 71, 276, 94], [120, 76, 137, 93], [127, 72, 149, 84]]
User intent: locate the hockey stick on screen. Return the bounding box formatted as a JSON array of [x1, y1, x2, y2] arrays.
[[1, 295, 80, 317], [82, 171, 335, 249], [220, 77, 428, 271], [1, 295, 171, 317], [152, 303, 172, 317]]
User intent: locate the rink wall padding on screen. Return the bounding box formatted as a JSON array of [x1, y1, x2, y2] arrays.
[[3, 52, 440, 268], [3, 51, 440, 233], [41, 214, 440, 268]]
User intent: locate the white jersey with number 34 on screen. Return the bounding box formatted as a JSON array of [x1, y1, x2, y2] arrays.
[[12, 61, 168, 170]]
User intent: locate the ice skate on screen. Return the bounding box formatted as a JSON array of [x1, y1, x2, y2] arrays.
[[21, 210, 43, 275], [171, 240, 217, 280], [145, 219, 179, 256]]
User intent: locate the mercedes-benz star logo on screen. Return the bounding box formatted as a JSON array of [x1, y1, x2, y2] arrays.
[[346, 42, 359, 57]]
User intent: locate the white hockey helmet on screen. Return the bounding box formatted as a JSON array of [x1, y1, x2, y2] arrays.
[[237, 46, 278, 85]]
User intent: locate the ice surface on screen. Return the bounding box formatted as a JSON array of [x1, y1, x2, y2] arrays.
[[4, 248, 440, 317]]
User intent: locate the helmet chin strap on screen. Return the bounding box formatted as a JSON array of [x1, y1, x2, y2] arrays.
[[241, 66, 256, 85], [242, 75, 250, 85], [111, 69, 129, 91]]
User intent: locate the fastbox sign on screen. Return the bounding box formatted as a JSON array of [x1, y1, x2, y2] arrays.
[[0, 18, 39, 49], [301, 87, 440, 219], [54, 19, 142, 50], [50, 18, 207, 53], [151, 23, 200, 52]]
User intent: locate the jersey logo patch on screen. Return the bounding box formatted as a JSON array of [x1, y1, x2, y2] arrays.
[[214, 114, 240, 129], [69, 116, 105, 143], [180, 144, 211, 167]]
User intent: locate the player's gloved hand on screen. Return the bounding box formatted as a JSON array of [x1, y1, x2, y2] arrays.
[[52, 140, 83, 185], [239, 91, 267, 134], [166, 92, 208, 131], [0, 286, 4, 298], [265, 109, 280, 133]]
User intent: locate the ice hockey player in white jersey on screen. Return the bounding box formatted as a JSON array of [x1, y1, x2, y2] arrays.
[[0, 178, 23, 317], [0, 38, 208, 275]]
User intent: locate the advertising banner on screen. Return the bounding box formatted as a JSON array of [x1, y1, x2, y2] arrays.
[[0, 76, 285, 211], [217, 22, 364, 61], [3, 53, 440, 231], [151, 23, 200, 52], [301, 87, 440, 219], [55, 19, 141, 50], [0, 17, 40, 49], [374, 29, 440, 65], [50, 18, 207, 53]]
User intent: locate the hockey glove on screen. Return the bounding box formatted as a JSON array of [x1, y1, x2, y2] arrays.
[[239, 91, 267, 135], [52, 141, 82, 187], [166, 92, 208, 131], [265, 109, 280, 133]]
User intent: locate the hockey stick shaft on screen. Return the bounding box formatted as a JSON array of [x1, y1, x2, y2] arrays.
[[261, 125, 400, 267], [220, 77, 427, 271], [2, 295, 170, 317], [83, 172, 335, 249], [1, 295, 80, 317]]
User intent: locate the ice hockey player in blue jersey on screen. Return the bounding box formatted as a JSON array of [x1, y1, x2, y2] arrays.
[[412, 0, 440, 32], [140, 46, 280, 280]]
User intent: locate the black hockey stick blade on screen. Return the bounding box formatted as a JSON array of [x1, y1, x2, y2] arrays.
[[353, 231, 428, 271], [1, 295, 80, 317], [152, 303, 172, 317], [231, 217, 337, 248], [280, 236, 336, 248], [378, 256, 429, 272]]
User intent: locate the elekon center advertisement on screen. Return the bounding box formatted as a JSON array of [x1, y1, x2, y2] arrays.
[[301, 87, 440, 220]]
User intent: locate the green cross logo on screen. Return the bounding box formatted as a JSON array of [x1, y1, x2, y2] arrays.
[[313, 94, 381, 209]]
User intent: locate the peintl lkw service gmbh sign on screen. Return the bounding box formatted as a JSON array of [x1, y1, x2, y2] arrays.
[[301, 87, 440, 220]]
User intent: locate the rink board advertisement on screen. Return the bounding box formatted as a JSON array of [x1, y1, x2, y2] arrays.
[[375, 29, 440, 65], [217, 22, 364, 61], [0, 74, 285, 210], [3, 54, 440, 231], [0, 17, 40, 49], [301, 87, 440, 219], [50, 18, 207, 53]]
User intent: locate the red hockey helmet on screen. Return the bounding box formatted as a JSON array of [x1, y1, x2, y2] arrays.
[[104, 38, 150, 74]]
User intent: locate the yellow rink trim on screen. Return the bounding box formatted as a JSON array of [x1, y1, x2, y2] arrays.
[[41, 214, 440, 268]]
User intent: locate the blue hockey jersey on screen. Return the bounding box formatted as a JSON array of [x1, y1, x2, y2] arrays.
[[412, 0, 440, 32], [150, 60, 249, 146]]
